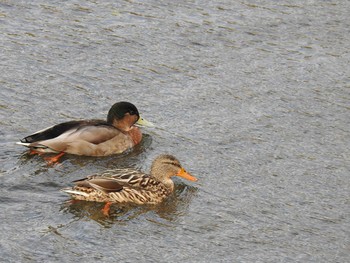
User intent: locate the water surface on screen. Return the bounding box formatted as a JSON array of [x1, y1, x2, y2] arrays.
[[0, 0, 349, 262]]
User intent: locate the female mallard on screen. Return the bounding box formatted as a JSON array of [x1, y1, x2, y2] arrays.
[[61, 154, 197, 214], [16, 101, 153, 163]]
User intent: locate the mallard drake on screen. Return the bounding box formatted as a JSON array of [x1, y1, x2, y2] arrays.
[[16, 101, 153, 163], [61, 154, 197, 214]]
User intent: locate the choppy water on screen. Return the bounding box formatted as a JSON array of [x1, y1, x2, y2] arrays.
[[1, 0, 349, 262]]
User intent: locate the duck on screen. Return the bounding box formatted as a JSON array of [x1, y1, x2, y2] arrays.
[[61, 154, 198, 215], [16, 101, 153, 164]]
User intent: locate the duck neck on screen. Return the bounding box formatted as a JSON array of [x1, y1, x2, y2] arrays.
[[152, 171, 174, 192], [162, 178, 175, 192]]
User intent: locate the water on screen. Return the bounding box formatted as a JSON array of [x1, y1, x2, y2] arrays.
[[1, 0, 349, 262]]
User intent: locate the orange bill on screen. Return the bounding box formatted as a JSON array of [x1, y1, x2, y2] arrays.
[[176, 168, 198, 182]]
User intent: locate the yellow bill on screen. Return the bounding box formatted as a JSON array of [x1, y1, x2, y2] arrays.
[[136, 115, 154, 127], [176, 168, 198, 182]]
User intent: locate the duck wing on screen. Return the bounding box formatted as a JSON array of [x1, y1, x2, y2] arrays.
[[20, 120, 107, 143], [73, 169, 150, 193]]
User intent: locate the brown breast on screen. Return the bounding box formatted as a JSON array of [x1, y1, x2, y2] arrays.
[[127, 127, 142, 145]]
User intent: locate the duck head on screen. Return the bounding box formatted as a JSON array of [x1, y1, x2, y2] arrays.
[[107, 101, 153, 131], [150, 154, 197, 191]]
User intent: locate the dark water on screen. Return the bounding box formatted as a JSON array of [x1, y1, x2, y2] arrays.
[[1, 0, 349, 262]]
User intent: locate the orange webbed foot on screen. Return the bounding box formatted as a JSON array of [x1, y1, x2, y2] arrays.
[[44, 152, 65, 165], [29, 149, 44, 156], [102, 202, 112, 217]]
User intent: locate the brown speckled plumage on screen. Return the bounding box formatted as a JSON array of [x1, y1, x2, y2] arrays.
[[61, 155, 197, 205]]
